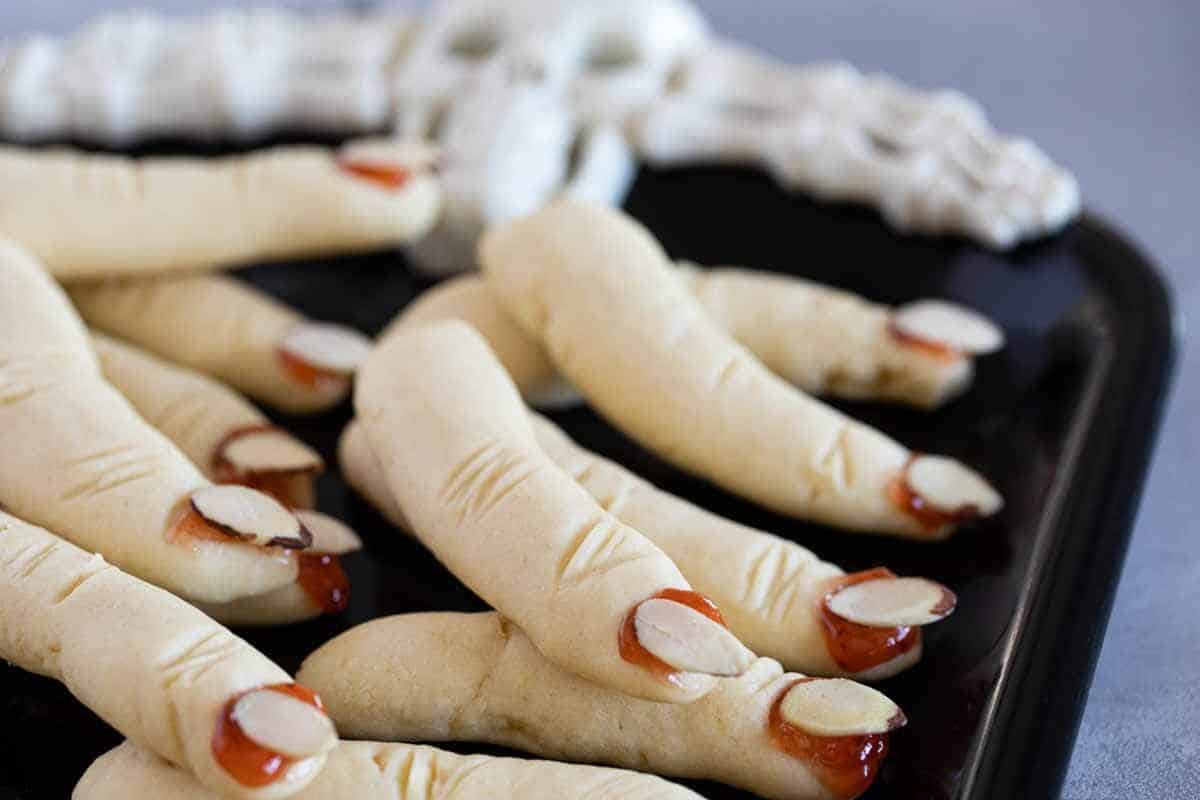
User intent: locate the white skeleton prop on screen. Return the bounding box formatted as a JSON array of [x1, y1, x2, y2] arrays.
[[0, 8, 411, 144], [635, 42, 1080, 248], [0, 1, 1080, 262]]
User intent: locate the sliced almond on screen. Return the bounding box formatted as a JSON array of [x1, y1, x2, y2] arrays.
[[893, 300, 1004, 355], [339, 138, 442, 173], [190, 485, 311, 549], [219, 428, 323, 476], [634, 597, 755, 677], [294, 510, 362, 555], [779, 678, 907, 737], [232, 688, 337, 758], [280, 324, 373, 377], [826, 577, 956, 627], [907, 455, 1003, 516]]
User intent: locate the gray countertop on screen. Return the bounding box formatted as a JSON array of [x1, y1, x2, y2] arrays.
[[2, 1, 1196, 797]]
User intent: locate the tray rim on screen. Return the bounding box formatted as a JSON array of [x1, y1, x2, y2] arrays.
[[958, 210, 1179, 800]]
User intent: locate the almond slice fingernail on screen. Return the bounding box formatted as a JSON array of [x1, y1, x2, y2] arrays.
[[907, 455, 1003, 516], [779, 678, 907, 737], [339, 138, 442, 172], [826, 576, 957, 627], [893, 300, 1004, 355], [232, 689, 337, 758], [634, 597, 755, 677], [190, 485, 311, 548], [217, 427, 323, 476], [279, 323, 372, 377], [293, 510, 362, 555]]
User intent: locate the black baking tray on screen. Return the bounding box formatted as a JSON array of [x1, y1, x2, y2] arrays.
[[0, 159, 1176, 800]]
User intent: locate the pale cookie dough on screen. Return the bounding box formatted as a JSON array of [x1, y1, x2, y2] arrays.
[[0, 8, 413, 144], [0, 513, 335, 800], [0, 139, 439, 281], [341, 416, 949, 680], [480, 201, 1003, 538], [355, 320, 753, 703], [635, 42, 1080, 249], [394, 266, 993, 410], [72, 273, 373, 414], [299, 612, 903, 800], [77, 739, 706, 800], [0, 240, 299, 603], [92, 333, 322, 508]]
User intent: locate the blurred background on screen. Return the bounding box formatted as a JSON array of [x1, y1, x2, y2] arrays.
[[1, 2, 1195, 797]]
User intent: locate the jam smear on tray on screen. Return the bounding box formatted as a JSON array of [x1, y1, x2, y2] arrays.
[[769, 678, 891, 800], [619, 588, 727, 685], [212, 683, 325, 788], [819, 568, 921, 673]]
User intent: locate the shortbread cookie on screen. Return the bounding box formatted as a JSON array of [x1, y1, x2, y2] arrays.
[[0, 241, 303, 603], [0, 513, 335, 799], [356, 320, 753, 702], [92, 333, 322, 508], [300, 612, 904, 800], [481, 201, 1003, 538], [72, 274, 373, 414], [394, 268, 996, 410], [0, 139, 439, 281], [78, 739, 706, 800], [341, 417, 952, 680], [0, 8, 412, 144], [635, 42, 1079, 249]]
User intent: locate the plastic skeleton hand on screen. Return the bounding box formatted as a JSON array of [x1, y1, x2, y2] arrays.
[[403, 62, 636, 276], [0, 8, 411, 144], [637, 42, 1079, 248]]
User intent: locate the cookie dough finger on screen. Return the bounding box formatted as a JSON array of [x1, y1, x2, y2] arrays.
[[679, 264, 1001, 408], [78, 739, 706, 800], [0, 241, 300, 603], [92, 333, 322, 508], [342, 417, 951, 680], [394, 267, 996, 410], [0, 139, 440, 280], [481, 201, 1002, 538], [0, 513, 336, 799], [356, 320, 754, 703], [300, 612, 904, 800], [72, 273, 373, 414]]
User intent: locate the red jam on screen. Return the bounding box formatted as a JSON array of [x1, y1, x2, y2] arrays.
[[276, 349, 350, 393], [297, 552, 350, 614], [167, 506, 240, 544], [887, 320, 961, 363], [818, 568, 920, 674], [212, 684, 325, 788], [619, 588, 727, 686], [211, 425, 318, 510], [888, 456, 982, 530], [338, 159, 412, 189], [769, 678, 891, 800]]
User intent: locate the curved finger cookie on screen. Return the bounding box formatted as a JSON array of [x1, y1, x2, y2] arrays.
[[395, 266, 996, 410], [300, 611, 903, 800], [342, 416, 952, 680], [0, 513, 335, 799], [72, 274, 372, 414], [0, 241, 302, 603], [480, 201, 1003, 538], [355, 320, 753, 702], [0, 139, 439, 281], [77, 739, 706, 800]]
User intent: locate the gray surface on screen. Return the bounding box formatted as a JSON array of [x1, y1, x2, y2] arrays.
[[2, 1, 1196, 797]]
